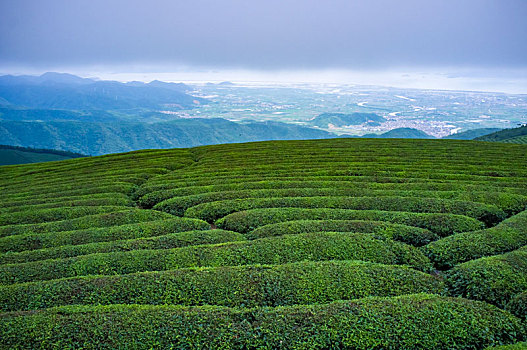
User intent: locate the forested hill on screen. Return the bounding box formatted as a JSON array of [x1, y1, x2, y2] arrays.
[[442, 128, 502, 140], [475, 125, 527, 143], [0, 119, 333, 155], [1, 138, 526, 348], [0, 144, 86, 165]]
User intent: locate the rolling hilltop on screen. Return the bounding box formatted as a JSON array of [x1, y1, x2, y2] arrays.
[[0, 138, 526, 349]]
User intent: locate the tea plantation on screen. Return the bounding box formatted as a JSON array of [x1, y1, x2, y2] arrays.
[[1, 138, 526, 349]]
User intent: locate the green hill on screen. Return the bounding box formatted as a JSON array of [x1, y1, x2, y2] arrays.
[[442, 128, 502, 140], [0, 144, 86, 165], [475, 125, 527, 142], [363, 127, 434, 139], [1, 138, 526, 348]]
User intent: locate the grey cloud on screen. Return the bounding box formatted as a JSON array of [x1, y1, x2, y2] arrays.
[[0, 0, 526, 70]]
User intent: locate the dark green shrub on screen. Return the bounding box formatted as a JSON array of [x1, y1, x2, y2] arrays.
[[0, 260, 445, 311], [0, 229, 241, 264], [245, 219, 437, 246], [216, 208, 483, 236], [446, 246, 527, 307], [0, 232, 431, 284], [1, 294, 524, 349], [424, 211, 527, 269]]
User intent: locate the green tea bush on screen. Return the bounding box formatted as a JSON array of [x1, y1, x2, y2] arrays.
[[0, 192, 131, 209], [0, 232, 431, 284], [142, 187, 527, 215], [134, 179, 526, 205], [0, 209, 175, 238], [0, 206, 132, 226], [506, 291, 527, 320], [446, 246, 527, 307], [485, 343, 527, 350], [216, 208, 484, 236], [2, 182, 136, 202], [1, 294, 524, 349], [0, 217, 209, 253], [0, 260, 445, 311], [181, 196, 506, 225], [0, 229, 240, 264], [0, 195, 134, 214], [245, 219, 437, 246], [424, 211, 527, 268]]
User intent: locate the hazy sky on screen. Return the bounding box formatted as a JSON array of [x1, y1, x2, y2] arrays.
[[1, 0, 527, 91]]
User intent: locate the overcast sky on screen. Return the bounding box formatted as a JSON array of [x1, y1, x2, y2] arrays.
[[1, 0, 526, 91]]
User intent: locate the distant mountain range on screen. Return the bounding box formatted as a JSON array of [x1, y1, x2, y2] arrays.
[[0, 72, 201, 110], [0, 72, 518, 157], [0, 72, 338, 154]]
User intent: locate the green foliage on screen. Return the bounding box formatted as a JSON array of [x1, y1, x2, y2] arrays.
[[506, 291, 527, 320], [424, 211, 527, 268], [181, 195, 506, 225], [0, 260, 445, 311], [446, 246, 527, 308], [0, 232, 431, 284], [244, 219, 437, 246], [216, 208, 484, 236], [0, 229, 239, 264], [1, 294, 524, 349]]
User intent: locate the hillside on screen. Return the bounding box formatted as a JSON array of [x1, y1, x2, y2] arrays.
[[1, 138, 526, 348], [475, 125, 527, 142], [0, 144, 86, 165], [442, 128, 502, 140], [0, 119, 333, 155], [363, 127, 434, 139], [308, 112, 386, 128]]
